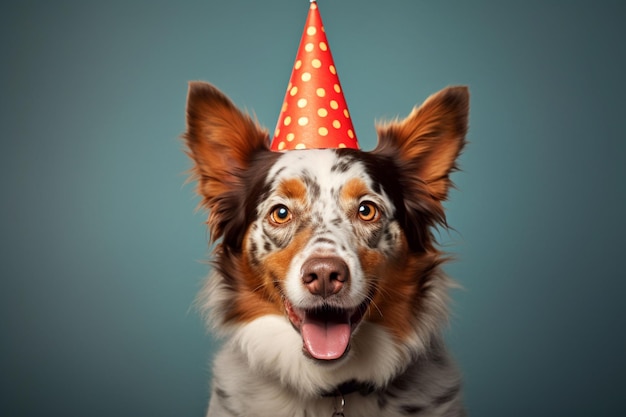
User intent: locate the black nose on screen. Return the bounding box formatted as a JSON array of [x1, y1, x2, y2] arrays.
[[301, 257, 349, 298]]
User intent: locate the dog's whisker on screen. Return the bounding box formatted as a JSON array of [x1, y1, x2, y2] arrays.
[[369, 300, 384, 319]]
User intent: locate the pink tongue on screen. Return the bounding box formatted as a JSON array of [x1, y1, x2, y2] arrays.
[[301, 313, 351, 360]]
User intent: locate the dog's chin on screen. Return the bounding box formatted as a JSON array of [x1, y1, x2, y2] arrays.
[[285, 299, 370, 362]]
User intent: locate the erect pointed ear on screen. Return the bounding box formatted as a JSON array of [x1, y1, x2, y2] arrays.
[[375, 86, 469, 201], [183, 81, 270, 241]]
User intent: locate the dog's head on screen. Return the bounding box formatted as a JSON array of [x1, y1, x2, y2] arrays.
[[184, 82, 468, 362]]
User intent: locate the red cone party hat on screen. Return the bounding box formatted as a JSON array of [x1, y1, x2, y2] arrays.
[[271, 1, 359, 151]]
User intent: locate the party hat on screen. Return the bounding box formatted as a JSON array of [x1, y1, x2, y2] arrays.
[[271, 0, 359, 151]]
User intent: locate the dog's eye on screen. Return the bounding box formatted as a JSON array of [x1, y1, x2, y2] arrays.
[[270, 205, 292, 225], [358, 201, 380, 222]]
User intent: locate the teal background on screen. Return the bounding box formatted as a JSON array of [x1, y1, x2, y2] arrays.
[[2, 1, 625, 416]]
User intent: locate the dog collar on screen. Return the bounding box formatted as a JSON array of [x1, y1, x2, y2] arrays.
[[320, 380, 375, 417], [320, 379, 376, 398]]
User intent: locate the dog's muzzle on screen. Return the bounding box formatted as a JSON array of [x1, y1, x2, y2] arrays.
[[285, 256, 370, 361]]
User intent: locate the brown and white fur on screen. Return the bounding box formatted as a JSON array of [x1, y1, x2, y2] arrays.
[[184, 81, 469, 417]]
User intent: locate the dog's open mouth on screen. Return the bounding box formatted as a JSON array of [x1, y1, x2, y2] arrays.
[[285, 300, 369, 361]]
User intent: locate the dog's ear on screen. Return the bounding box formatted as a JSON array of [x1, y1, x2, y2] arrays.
[[183, 81, 270, 242], [372, 87, 468, 250], [375, 86, 469, 202]]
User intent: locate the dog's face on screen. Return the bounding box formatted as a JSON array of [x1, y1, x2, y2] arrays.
[[184, 82, 468, 363], [247, 149, 404, 360]]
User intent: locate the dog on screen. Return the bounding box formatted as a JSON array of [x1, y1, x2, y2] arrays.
[[184, 81, 469, 417]]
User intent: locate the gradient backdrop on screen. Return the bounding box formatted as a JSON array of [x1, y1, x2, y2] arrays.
[[2, 1, 625, 416]]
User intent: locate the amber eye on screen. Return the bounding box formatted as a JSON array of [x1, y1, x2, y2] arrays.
[[357, 201, 380, 222], [270, 205, 292, 225]]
